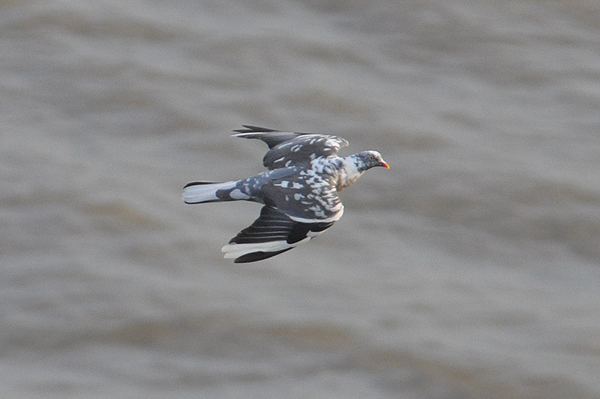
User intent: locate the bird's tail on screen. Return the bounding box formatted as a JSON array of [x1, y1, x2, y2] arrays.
[[183, 181, 245, 204]]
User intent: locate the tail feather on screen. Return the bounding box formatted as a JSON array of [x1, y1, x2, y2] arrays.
[[183, 181, 242, 204]]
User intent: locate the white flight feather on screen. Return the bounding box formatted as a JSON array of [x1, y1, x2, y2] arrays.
[[221, 238, 310, 259]]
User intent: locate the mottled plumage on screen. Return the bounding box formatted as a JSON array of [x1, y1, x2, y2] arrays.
[[183, 125, 389, 263]]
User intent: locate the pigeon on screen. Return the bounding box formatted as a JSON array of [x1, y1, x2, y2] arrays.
[[183, 125, 389, 263]]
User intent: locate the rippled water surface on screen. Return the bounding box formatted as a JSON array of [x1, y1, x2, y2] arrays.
[[2, 0, 600, 398]]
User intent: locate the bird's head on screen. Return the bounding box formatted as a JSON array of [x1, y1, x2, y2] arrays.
[[355, 150, 390, 172]]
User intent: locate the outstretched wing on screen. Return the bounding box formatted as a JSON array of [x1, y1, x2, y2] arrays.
[[221, 205, 334, 263], [232, 125, 348, 170]]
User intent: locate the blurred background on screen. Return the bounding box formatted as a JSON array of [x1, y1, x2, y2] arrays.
[[2, 0, 600, 398]]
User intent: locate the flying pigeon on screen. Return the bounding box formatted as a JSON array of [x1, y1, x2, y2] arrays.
[[183, 125, 389, 263]]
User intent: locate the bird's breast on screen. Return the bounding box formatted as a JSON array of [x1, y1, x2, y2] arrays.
[[336, 162, 363, 191], [337, 173, 362, 191]]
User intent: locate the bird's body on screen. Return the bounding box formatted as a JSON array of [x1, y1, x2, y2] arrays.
[[184, 125, 389, 263]]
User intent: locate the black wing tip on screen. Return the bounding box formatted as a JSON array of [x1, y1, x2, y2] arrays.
[[233, 125, 279, 134], [233, 248, 293, 263]]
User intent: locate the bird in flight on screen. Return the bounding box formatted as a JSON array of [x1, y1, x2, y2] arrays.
[[183, 125, 389, 263]]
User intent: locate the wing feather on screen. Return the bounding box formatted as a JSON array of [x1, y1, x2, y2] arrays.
[[232, 126, 348, 170]]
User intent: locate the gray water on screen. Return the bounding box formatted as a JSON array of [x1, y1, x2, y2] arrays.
[[2, 0, 600, 398]]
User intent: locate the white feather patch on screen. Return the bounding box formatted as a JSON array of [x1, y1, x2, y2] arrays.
[[288, 206, 344, 224], [221, 238, 310, 259]]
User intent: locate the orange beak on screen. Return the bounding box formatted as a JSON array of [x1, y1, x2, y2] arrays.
[[381, 161, 390, 169]]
